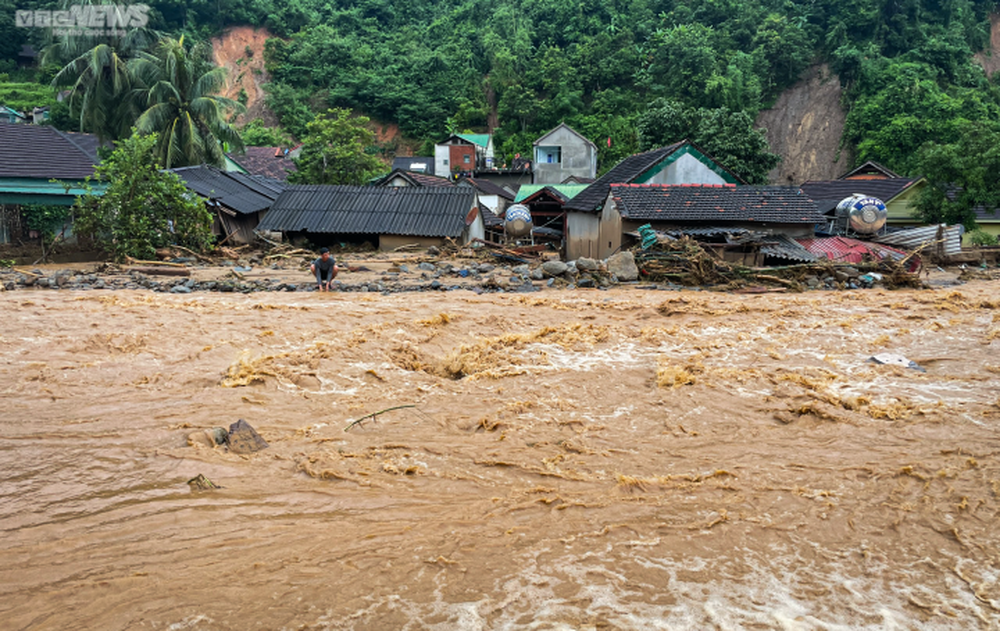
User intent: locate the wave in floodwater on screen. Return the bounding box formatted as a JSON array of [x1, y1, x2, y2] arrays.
[[1, 286, 999, 630]]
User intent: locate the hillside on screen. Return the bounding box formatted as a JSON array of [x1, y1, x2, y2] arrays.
[[756, 65, 852, 184], [5, 0, 1000, 186], [211, 26, 276, 127]]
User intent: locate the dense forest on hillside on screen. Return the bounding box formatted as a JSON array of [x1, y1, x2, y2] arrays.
[[3, 0, 1000, 183]]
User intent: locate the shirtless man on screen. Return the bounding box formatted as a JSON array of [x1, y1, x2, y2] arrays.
[[310, 247, 339, 292]]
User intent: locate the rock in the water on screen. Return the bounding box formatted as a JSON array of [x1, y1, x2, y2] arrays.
[[606, 251, 638, 281], [530, 268, 544, 281], [512, 264, 530, 276], [576, 257, 599, 271], [170, 285, 192, 294], [417, 262, 436, 272], [227, 419, 269, 454], [541, 260, 568, 277]]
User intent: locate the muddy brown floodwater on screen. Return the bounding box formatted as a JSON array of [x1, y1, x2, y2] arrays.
[[2, 284, 1000, 630]]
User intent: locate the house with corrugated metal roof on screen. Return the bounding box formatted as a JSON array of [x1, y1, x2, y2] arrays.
[[392, 157, 435, 175], [457, 177, 514, 214], [562, 141, 744, 259], [608, 183, 823, 255], [801, 161, 1000, 244], [257, 186, 483, 250], [434, 133, 495, 176], [0, 122, 108, 244], [800, 164, 925, 234], [226, 146, 299, 181], [376, 168, 455, 188], [508, 184, 590, 246], [171, 166, 286, 245]]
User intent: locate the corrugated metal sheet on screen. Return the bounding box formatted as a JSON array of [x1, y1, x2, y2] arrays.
[[875, 224, 963, 257], [665, 227, 816, 262], [514, 184, 589, 203], [612, 184, 823, 224], [759, 234, 818, 262], [0, 122, 100, 180], [665, 226, 752, 237], [259, 186, 476, 238], [797, 236, 910, 263], [172, 166, 283, 215]]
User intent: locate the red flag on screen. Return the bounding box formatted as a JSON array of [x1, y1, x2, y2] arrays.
[[607, 137, 612, 148]]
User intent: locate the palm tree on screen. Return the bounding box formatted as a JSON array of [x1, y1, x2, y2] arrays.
[[130, 37, 245, 168], [46, 19, 158, 141]]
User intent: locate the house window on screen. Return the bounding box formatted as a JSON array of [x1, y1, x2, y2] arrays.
[[464, 155, 471, 164], [536, 146, 561, 164]]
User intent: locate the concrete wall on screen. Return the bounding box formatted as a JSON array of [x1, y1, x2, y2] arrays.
[[566, 202, 622, 260], [465, 210, 485, 243], [598, 197, 623, 258], [533, 126, 597, 184], [566, 212, 601, 260], [434, 145, 450, 178], [644, 153, 728, 185], [384, 174, 413, 187]]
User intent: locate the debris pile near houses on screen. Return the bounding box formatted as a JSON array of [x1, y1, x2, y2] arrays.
[[632, 233, 925, 291]]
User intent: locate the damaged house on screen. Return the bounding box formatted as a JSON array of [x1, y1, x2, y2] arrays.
[[171, 166, 286, 245], [607, 184, 824, 265], [256, 186, 483, 250], [562, 141, 744, 259]]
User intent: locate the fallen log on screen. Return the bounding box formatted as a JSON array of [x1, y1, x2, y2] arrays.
[[126, 256, 186, 268], [170, 245, 214, 263], [752, 274, 799, 288], [128, 266, 191, 277]]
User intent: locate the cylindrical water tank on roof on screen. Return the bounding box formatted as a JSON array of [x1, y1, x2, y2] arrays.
[[504, 204, 533, 238], [837, 194, 887, 235]]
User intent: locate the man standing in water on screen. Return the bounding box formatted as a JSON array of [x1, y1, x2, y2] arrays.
[[310, 247, 339, 292]]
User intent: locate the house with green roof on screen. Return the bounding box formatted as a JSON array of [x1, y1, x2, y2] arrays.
[[563, 140, 744, 260], [434, 133, 495, 176]]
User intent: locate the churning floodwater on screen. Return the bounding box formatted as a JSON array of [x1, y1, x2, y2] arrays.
[[2, 285, 999, 629]]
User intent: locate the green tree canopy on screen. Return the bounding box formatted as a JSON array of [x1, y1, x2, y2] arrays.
[[290, 108, 386, 185], [239, 118, 292, 146], [131, 37, 245, 168], [637, 99, 780, 184], [74, 131, 213, 261], [915, 121, 1000, 229]]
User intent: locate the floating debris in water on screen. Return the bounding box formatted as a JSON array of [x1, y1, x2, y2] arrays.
[[868, 353, 925, 372], [187, 474, 220, 490]]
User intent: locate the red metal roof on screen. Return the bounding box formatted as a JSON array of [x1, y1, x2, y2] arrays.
[[796, 236, 919, 270]]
